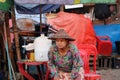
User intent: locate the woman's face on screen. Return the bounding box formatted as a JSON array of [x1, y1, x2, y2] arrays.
[[55, 38, 68, 49]]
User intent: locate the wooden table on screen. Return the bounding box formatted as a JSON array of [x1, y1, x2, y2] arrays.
[[17, 60, 50, 80]]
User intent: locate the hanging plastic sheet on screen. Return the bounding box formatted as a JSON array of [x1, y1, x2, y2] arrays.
[[15, 3, 60, 14], [15, 0, 116, 4], [81, 0, 116, 4], [15, 0, 48, 4], [92, 0, 116, 3], [14, 0, 74, 4], [47, 12, 96, 49], [48, 0, 74, 4], [0, 0, 12, 11], [74, 0, 81, 4]]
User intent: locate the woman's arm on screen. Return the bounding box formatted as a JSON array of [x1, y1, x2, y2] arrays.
[[48, 46, 59, 78], [70, 45, 84, 79]]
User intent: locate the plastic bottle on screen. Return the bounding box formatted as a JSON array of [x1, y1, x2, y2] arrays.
[[34, 34, 52, 61]]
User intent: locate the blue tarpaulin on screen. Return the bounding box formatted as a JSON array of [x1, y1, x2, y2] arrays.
[[15, 3, 60, 14], [94, 24, 120, 51]]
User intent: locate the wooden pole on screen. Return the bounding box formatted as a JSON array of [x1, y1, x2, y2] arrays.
[[11, 5, 21, 60], [117, 3, 120, 13], [0, 17, 6, 72], [5, 12, 13, 59], [40, 5, 42, 33], [4, 12, 17, 71], [60, 5, 64, 11]]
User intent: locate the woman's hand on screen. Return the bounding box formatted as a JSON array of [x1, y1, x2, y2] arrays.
[[54, 76, 59, 80], [75, 75, 81, 80]]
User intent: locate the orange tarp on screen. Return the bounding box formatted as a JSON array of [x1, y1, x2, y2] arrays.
[[47, 12, 96, 49]]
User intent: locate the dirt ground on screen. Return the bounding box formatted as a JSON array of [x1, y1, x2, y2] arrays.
[[97, 69, 120, 80], [15, 69, 120, 80]]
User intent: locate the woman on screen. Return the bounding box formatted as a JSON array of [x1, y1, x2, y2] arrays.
[[48, 29, 84, 80]]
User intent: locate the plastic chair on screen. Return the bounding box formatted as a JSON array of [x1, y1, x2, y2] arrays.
[[79, 44, 101, 80], [79, 50, 89, 73]]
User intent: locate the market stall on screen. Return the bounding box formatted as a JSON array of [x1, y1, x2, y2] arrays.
[[13, 0, 116, 60], [0, 0, 118, 80]]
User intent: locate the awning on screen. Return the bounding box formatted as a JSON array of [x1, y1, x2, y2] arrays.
[[0, 0, 13, 11], [0, 0, 117, 12], [81, 0, 116, 4], [14, 0, 74, 4], [14, 0, 116, 4], [15, 3, 60, 14]]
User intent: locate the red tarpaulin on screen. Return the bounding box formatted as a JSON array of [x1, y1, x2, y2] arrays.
[[47, 12, 96, 49]]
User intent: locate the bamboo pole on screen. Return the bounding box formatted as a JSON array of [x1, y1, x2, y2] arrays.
[[60, 5, 64, 11], [5, 12, 17, 71], [0, 18, 6, 72], [11, 5, 21, 60], [5, 12, 12, 59], [117, 3, 120, 13], [40, 5, 42, 33]]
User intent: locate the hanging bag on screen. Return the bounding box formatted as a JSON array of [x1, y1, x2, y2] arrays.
[[94, 4, 111, 24]]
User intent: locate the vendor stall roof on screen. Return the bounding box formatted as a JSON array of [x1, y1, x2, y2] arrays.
[[0, 0, 12, 11], [14, 0, 116, 4], [14, 0, 74, 4], [15, 3, 60, 14]]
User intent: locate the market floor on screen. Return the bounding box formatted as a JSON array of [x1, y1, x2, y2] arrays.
[[97, 69, 120, 80], [15, 69, 120, 80]]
